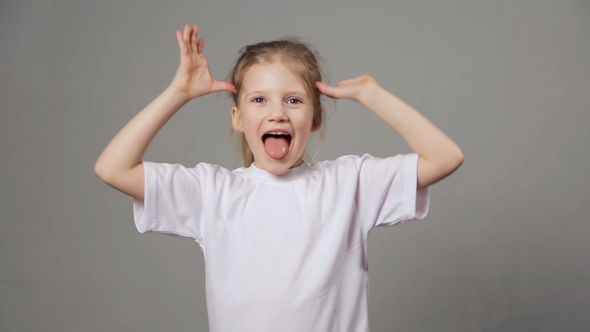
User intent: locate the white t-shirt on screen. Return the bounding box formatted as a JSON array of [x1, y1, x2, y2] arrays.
[[133, 153, 429, 332]]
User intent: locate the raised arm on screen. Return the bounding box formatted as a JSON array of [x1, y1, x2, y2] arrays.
[[316, 75, 464, 189], [94, 24, 236, 200]]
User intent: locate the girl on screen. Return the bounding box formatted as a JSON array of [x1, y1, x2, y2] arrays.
[[95, 24, 463, 332]]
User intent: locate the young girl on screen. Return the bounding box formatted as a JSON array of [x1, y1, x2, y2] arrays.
[[95, 24, 463, 332]]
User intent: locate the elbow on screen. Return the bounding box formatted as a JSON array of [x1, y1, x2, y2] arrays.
[[417, 149, 464, 189], [437, 148, 464, 178], [94, 162, 108, 182], [94, 160, 114, 183], [454, 148, 465, 169], [447, 148, 464, 174]]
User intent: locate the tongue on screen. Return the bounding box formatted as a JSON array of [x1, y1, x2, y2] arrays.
[[264, 137, 289, 159]]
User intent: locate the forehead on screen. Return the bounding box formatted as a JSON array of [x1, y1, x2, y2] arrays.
[[241, 62, 307, 94]]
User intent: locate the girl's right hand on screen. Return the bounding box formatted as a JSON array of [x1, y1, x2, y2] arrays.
[[170, 24, 237, 99]]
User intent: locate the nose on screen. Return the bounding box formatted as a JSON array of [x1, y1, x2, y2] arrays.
[[266, 103, 289, 123]]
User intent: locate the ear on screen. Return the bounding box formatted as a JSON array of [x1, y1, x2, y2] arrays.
[[231, 106, 244, 132], [310, 109, 322, 132]]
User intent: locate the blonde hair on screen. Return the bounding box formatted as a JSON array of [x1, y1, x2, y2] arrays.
[[228, 37, 326, 167]]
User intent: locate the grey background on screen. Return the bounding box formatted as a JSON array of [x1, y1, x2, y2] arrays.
[[1, 0, 589, 331]]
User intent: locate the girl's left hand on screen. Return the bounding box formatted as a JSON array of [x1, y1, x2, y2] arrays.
[[315, 74, 381, 102]]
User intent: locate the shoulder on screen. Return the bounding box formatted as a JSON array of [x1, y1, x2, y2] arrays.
[[310, 153, 416, 176], [307, 154, 372, 179], [311, 153, 406, 169], [311, 154, 365, 169], [143, 161, 228, 173], [144, 161, 243, 184], [196, 162, 248, 184]]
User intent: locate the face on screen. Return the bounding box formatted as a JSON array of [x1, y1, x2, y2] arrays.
[[231, 62, 320, 175]]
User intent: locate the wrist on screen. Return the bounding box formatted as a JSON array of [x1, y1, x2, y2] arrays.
[[357, 85, 386, 108], [164, 84, 193, 104]]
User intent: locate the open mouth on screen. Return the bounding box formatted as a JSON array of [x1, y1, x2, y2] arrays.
[[262, 131, 292, 159]]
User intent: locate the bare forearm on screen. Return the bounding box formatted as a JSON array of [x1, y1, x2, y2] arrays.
[[360, 87, 463, 161], [359, 86, 464, 187], [94, 86, 190, 179], [316, 75, 463, 187], [94, 24, 236, 198]]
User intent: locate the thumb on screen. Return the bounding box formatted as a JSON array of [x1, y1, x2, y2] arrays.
[[211, 80, 238, 94], [315, 81, 340, 99]]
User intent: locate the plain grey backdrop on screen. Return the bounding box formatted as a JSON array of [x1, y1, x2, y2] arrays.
[[1, 0, 589, 331]]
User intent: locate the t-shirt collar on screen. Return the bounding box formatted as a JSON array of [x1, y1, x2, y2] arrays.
[[242, 161, 310, 182]]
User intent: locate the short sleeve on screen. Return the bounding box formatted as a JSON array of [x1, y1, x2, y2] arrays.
[[356, 153, 429, 228], [133, 161, 207, 244]]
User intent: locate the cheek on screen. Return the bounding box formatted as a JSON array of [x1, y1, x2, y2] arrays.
[[297, 110, 315, 130], [242, 115, 261, 130], [239, 114, 262, 140]]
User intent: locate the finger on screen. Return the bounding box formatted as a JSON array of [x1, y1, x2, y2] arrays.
[[211, 81, 238, 94], [176, 30, 188, 55], [183, 24, 191, 50], [315, 81, 340, 99], [192, 25, 200, 53], [342, 76, 364, 84], [335, 78, 359, 89], [197, 38, 205, 55]]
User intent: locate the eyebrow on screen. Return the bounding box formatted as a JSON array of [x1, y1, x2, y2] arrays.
[[244, 90, 308, 98]]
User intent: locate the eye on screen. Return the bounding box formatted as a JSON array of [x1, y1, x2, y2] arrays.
[[252, 97, 265, 103], [286, 98, 302, 104]]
